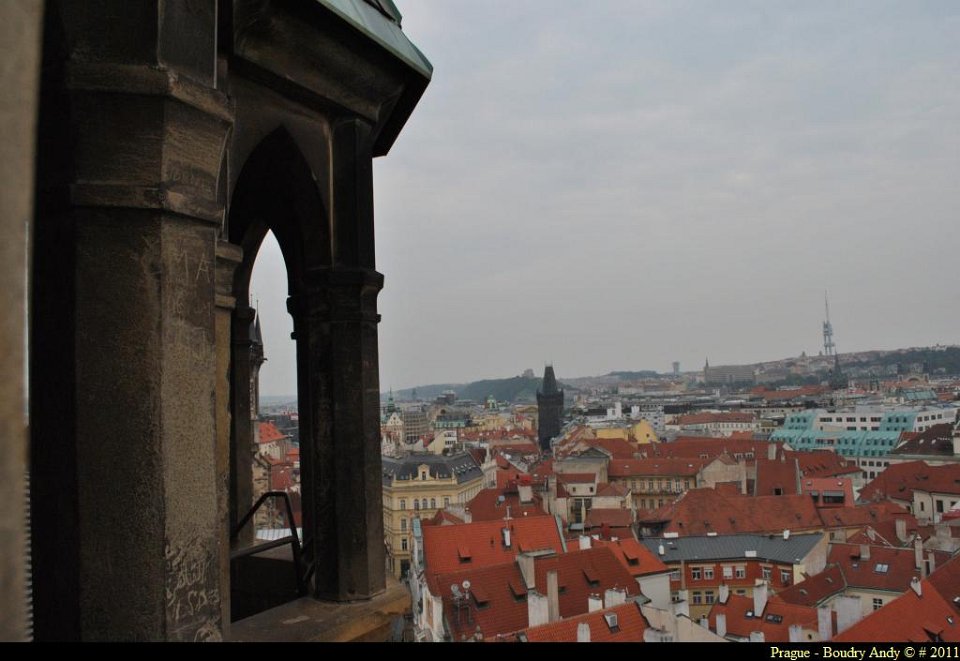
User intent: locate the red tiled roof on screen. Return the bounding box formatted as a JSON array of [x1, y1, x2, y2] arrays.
[[754, 457, 801, 496], [892, 424, 956, 458], [642, 436, 776, 461], [466, 488, 546, 521], [258, 421, 287, 444], [707, 594, 829, 641], [828, 543, 925, 593], [800, 477, 855, 506], [582, 437, 639, 459], [860, 461, 960, 503], [591, 538, 669, 578], [427, 546, 639, 641], [518, 601, 647, 642], [795, 451, 862, 478], [422, 515, 563, 575], [608, 457, 704, 479], [776, 563, 846, 607], [584, 508, 633, 530], [818, 502, 915, 530], [556, 473, 597, 485], [647, 488, 823, 536], [595, 483, 629, 498], [834, 555, 960, 642]]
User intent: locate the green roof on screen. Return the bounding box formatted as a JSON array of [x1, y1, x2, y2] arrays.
[[318, 0, 433, 78]]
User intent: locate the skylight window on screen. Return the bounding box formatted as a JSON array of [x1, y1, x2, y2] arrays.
[[875, 563, 889, 574]]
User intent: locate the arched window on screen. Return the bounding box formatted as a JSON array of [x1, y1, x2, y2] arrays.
[[430, 498, 436, 509], [413, 500, 419, 511], [400, 499, 406, 510], [421, 498, 428, 510]]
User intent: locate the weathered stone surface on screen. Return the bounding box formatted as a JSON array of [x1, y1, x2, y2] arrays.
[[0, 0, 43, 643]]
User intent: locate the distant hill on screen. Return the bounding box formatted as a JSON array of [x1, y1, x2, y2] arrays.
[[393, 375, 572, 404], [605, 370, 660, 380]]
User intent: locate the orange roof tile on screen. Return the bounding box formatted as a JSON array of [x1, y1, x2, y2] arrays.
[[518, 601, 647, 642], [834, 555, 960, 642], [422, 515, 563, 575]]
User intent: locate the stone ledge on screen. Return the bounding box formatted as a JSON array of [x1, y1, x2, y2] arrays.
[[229, 576, 410, 642]]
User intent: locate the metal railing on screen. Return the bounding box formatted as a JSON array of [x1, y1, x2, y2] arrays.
[[231, 491, 308, 597]]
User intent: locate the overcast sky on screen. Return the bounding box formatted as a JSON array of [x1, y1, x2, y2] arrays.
[[251, 0, 960, 396]]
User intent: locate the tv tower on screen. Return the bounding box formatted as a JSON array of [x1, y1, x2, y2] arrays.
[[822, 291, 836, 357]]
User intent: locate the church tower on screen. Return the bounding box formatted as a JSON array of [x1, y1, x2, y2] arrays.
[[537, 365, 564, 452], [250, 311, 266, 421]]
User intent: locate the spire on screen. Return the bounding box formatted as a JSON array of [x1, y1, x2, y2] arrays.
[[541, 364, 559, 395], [250, 311, 263, 346]]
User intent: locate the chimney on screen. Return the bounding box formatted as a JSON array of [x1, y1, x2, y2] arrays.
[[768, 444, 777, 460], [952, 428, 960, 457], [915, 536, 925, 576], [577, 622, 591, 643], [505, 505, 512, 520], [928, 551, 937, 576], [588, 593, 603, 613], [502, 527, 511, 549], [579, 535, 592, 550], [753, 581, 768, 617], [518, 553, 536, 589], [527, 591, 549, 628], [716, 613, 727, 638], [749, 631, 766, 643], [547, 570, 560, 623], [698, 616, 708, 629], [910, 576, 923, 597], [817, 606, 833, 640], [859, 544, 870, 561], [718, 584, 730, 604], [895, 517, 908, 543], [783, 529, 791, 540], [604, 587, 627, 609], [464, 508, 472, 524], [518, 483, 533, 504], [789, 624, 803, 643], [866, 527, 876, 542]]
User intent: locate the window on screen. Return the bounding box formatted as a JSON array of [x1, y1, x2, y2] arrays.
[[413, 500, 419, 511], [704, 567, 715, 580], [705, 591, 715, 605], [421, 498, 428, 510], [872, 598, 883, 611], [648, 480, 654, 491], [691, 567, 702, 580], [400, 518, 407, 532], [399, 499, 406, 510], [781, 569, 791, 584], [430, 498, 436, 509], [420, 471, 427, 481], [723, 566, 733, 579], [401, 538, 408, 551], [762, 567, 772, 581], [736, 567, 746, 579], [692, 591, 702, 605], [670, 570, 681, 581], [444, 497, 450, 507]]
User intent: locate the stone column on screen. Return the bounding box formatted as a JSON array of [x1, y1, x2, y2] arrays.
[[0, 0, 43, 643], [30, 8, 233, 636], [230, 303, 257, 543], [215, 241, 242, 635], [292, 115, 385, 601]]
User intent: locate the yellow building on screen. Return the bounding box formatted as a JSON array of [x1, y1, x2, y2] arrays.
[[381, 452, 484, 578], [594, 420, 659, 444]]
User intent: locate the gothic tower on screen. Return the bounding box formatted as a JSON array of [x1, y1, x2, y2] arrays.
[[537, 365, 564, 452]]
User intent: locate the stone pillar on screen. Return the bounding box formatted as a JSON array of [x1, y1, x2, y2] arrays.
[[287, 116, 385, 601], [0, 0, 43, 643], [230, 303, 257, 543], [30, 1, 233, 639], [215, 242, 242, 635], [291, 266, 385, 601]]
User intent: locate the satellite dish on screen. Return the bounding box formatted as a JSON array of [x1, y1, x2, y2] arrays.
[[462, 580, 471, 591]]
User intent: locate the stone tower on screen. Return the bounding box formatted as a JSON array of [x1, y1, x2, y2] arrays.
[[537, 365, 564, 452], [250, 312, 265, 421]]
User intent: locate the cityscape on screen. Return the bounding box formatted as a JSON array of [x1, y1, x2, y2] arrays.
[[3, 0, 958, 647]]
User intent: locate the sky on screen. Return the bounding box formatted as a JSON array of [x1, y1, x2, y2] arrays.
[[251, 0, 960, 396]]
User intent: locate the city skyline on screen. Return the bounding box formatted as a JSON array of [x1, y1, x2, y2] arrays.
[[251, 1, 960, 395]]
